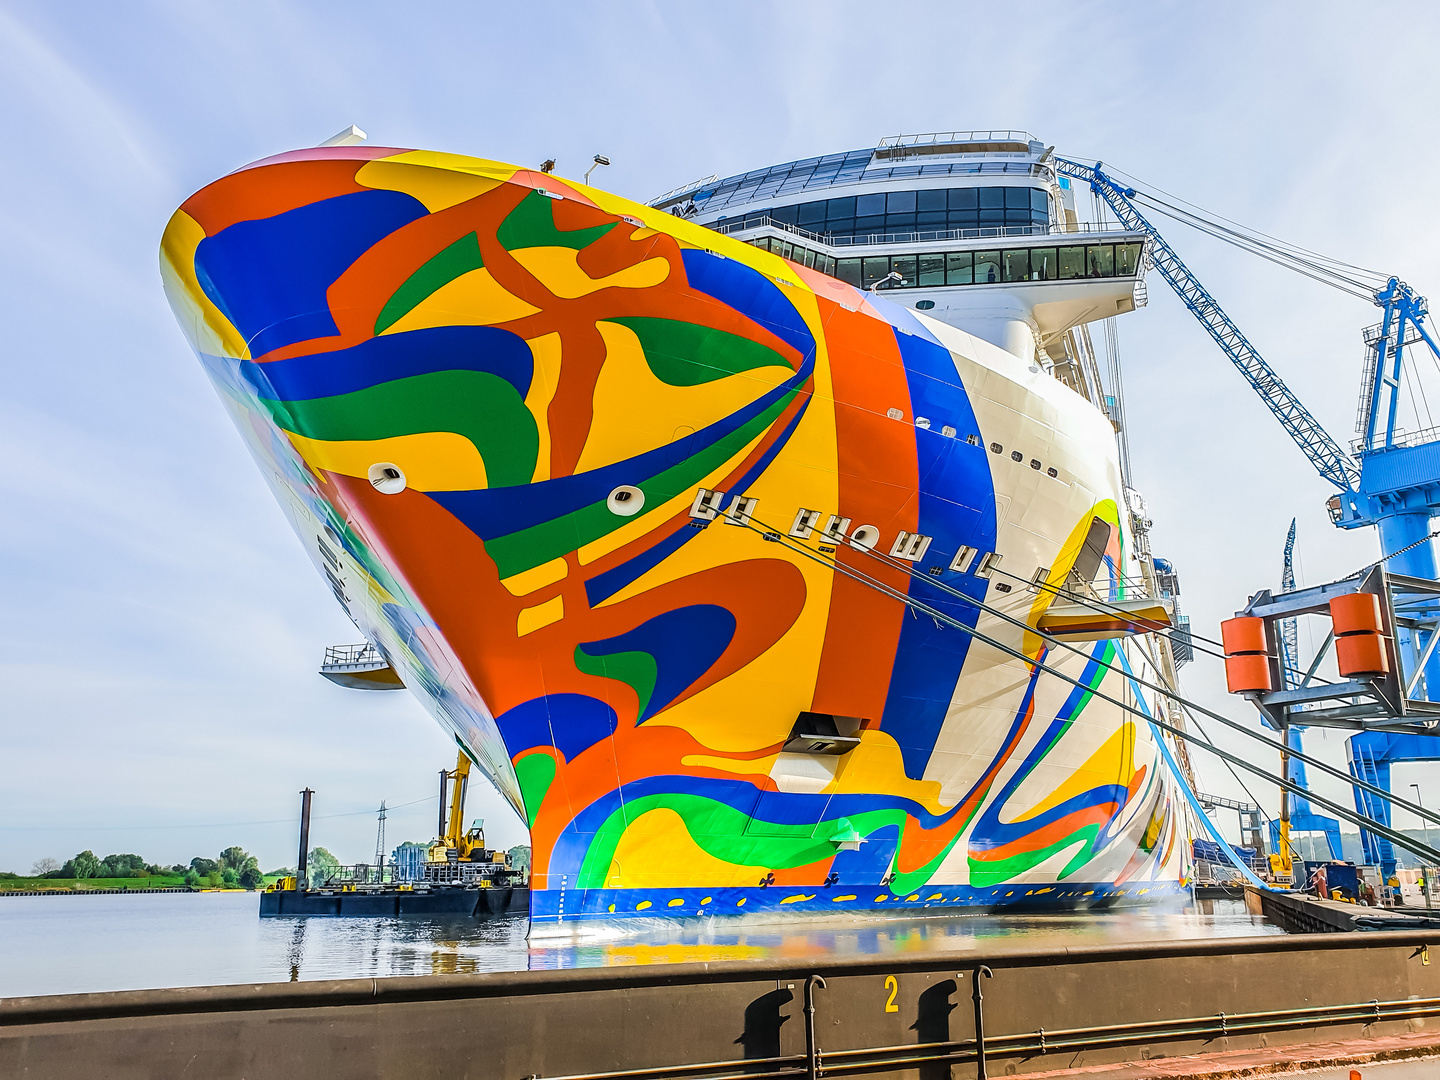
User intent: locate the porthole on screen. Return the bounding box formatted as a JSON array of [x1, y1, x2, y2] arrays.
[[915, 300, 935, 310], [1011, 451, 1023, 463], [848, 524, 881, 551], [915, 417, 932, 430], [1030, 459, 1042, 470], [886, 407, 904, 420], [607, 485, 645, 516], [368, 462, 406, 494], [990, 442, 1003, 454], [1047, 467, 1059, 478]]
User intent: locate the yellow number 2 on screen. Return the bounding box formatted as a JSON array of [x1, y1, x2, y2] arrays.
[[883, 975, 898, 1013]]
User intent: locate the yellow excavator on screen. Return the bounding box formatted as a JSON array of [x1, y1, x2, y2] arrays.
[[425, 750, 515, 884]]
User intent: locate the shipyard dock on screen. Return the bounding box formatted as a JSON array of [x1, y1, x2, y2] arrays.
[[5, 929, 1440, 1079]]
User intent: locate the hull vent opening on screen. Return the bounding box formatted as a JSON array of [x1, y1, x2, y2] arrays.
[[783, 712, 864, 756]]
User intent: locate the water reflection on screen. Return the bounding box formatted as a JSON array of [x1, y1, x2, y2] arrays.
[[0, 893, 1281, 998], [286, 919, 306, 982]]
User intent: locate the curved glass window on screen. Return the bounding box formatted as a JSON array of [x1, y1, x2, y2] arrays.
[[753, 239, 1142, 291], [723, 186, 1049, 241]]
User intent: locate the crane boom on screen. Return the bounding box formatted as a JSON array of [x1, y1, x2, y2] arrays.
[[1053, 159, 1360, 493], [1280, 518, 1298, 690]]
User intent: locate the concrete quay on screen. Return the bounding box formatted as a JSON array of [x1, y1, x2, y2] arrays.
[[3, 930, 1439, 1079], [1245, 887, 1440, 934]]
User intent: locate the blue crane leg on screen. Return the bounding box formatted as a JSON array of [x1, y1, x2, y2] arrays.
[[1350, 747, 1395, 878], [1378, 511, 1438, 580], [1347, 730, 1440, 882], [1377, 512, 1440, 701]]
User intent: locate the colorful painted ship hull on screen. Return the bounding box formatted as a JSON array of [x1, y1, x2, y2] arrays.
[[160, 146, 1189, 928]]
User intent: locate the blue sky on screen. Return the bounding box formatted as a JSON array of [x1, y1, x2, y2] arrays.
[[3, 1, 1440, 872]]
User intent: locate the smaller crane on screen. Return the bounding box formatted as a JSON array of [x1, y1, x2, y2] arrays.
[[426, 749, 516, 885], [1270, 521, 1342, 876]]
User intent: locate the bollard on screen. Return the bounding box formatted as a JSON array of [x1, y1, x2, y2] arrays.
[[804, 974, 827, 1080], [972, 965, 994, 1080]]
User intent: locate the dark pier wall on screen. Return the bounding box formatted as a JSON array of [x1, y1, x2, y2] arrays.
[[3, 932, 1439, 1079]]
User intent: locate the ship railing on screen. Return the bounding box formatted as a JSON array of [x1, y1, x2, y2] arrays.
[[317, 863, 393, 888], [1058, 574, 1159, 608], [646, 173, 720, 208], [1194, 858, 1248, 885], [862, 160, 1056, 178], [322, 642, 383, 668], [1351, 423, 1440, 454], [876, 129, 1038, 150], [709, 216, 1143, 248]]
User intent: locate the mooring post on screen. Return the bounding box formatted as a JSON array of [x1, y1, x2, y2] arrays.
[[438, 769, 449, 839], [804, 974, 828, 1080], [972, 965, 994, 1080], [296, 788, 313, 891]]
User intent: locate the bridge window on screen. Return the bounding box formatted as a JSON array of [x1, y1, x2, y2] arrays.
[[862, 257, 891, 289], [1058, 246, 1087, 279], [745, 240, 1140, 290], [1086, 244, 1115, 277], [975, 251, 1001, 284]]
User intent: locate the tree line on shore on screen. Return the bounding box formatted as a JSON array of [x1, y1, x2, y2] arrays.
[[7, 841, 534, 889], [5, 847, 280, 890]]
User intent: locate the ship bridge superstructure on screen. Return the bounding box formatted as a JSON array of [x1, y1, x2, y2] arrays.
[[652, 131, 1148, 399]]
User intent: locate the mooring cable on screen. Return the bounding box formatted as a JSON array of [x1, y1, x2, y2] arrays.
[[743, 512, 1440, 830], [731, 515, 1440, 863], [1130, 636, 1309, 869], [730, 513, 1440, 849]]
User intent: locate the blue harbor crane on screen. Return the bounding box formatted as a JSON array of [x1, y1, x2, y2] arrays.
[[1054, 157, 1440, 880]]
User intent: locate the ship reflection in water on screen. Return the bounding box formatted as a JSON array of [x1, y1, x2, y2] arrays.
[[0, 894, 1278, 998], [282, 898, 1278, 981]]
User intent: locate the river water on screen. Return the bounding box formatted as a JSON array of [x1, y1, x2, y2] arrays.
[[0, 893, 1279, 998]]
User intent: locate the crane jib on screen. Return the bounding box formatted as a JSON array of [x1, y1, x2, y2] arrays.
[[1053, 157, 1360, 494]]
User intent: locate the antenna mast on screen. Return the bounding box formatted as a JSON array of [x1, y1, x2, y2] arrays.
[[374, 801, 387, 879]]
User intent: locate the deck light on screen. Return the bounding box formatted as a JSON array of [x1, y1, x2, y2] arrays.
[[585, 154, 611, 184], [870, 271, 904, 292]]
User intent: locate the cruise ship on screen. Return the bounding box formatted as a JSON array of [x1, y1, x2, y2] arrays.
[[160, 130, 1191, 929]]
